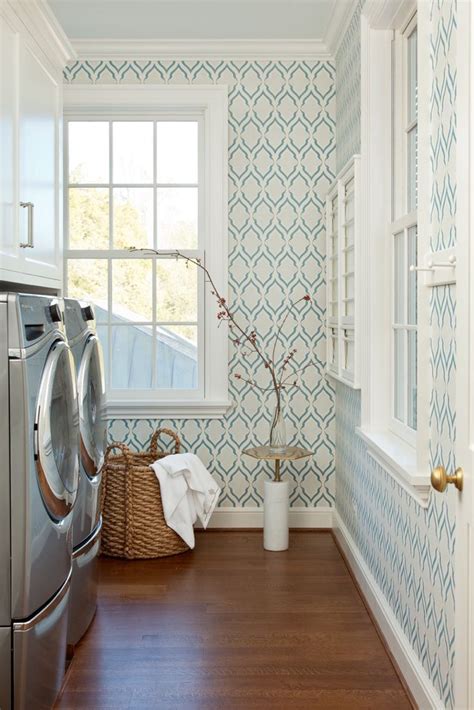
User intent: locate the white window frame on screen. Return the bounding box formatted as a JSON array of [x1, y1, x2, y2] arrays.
[[390, 12, 418, 446], [357, 0, 432, 505], [325, 155, 361, 389], [63, 85, 230, 419]]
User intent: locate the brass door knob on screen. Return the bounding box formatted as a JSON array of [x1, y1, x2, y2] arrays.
[[431, 466, 463, 493]]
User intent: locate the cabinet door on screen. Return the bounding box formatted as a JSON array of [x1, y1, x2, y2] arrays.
[[0, 15, 21, 274], [18, 39, 61, 282]]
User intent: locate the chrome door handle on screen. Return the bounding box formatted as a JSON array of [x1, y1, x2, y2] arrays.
[[19, 201, 34, 248]]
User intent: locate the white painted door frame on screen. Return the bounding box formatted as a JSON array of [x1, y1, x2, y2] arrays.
[[454, 2, 474, 707]]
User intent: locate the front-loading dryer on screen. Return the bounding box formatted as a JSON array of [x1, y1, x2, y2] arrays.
[[0, 293, 79, 710], [63, 299, 106, 649]]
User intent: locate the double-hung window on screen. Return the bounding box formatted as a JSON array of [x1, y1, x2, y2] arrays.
[[391, 14, 418, 444], [358, 1, 430, 502], [64, 86, 229, 418]]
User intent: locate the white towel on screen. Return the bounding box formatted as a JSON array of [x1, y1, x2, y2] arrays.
[[150, 453, 220, 549]]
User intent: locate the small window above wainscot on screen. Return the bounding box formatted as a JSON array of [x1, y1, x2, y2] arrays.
[[325, 155, 361, 389]]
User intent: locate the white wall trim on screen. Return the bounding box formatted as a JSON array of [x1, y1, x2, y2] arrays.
[[333, 510, 444, 710], [2, 0, 76, 67], [203, 507, 333, 529], [70, 38, 332, 61], [105, 400, 233, 419], [326, 0, 360, 57]]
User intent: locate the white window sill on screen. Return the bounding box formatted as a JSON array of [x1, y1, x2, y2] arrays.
[[356, 427, 431, 506], [325, 369, 361, 390], [105, 399, 233, 419]]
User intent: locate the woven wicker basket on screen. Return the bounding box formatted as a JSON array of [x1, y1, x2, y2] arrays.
[[100, 428, 190, 559]]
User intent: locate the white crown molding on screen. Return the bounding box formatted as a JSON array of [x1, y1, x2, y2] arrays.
[[70, 38, 332, 61], [362, 0, 415, 29], [3, 0, 76, 66], [325, 0, 360, 57]]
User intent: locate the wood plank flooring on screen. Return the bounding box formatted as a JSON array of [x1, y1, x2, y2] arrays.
[[56, 531, 412, 710]]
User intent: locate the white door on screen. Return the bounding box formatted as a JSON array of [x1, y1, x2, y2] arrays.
[[18, 38, 61, 282], [453, 2, 474, 707], [0, 14, 21, 274]]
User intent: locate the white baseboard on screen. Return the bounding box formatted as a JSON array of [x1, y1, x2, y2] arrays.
[[333, 510, 444, 710], [203, 506, 333, 529]]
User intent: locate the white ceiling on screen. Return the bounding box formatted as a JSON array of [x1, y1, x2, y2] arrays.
[[47, 0, 344, 41]]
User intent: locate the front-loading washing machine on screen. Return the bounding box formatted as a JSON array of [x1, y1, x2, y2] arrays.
[[0, 293, 79, 709], [63, 299, 106, 649]]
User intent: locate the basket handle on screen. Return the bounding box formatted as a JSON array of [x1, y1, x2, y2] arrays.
[[103, 441, 134, 465], [149, 428, 181, 456], [100, 442, 133, 523]]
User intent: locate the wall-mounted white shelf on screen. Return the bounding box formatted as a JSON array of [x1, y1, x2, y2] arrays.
[[325, 155, 361, 389]]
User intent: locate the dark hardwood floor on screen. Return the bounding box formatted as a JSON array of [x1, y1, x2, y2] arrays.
[[56, 531, 412, 710]]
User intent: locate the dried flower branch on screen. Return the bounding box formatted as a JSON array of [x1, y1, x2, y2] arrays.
[[129, 246, 315, 440]]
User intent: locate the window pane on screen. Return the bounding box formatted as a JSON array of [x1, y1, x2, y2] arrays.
[[330, 328, 338, 368], [111, 325, 153, 389], [113, 122, 153, 184], [345, 298, 354, 318], [344, 221, 354, 248], [343, 330, 354, 372], [394, 231, 405, 323], [156, 122, 198, 184], [407, 225, 417, 325], [331, 197, 338, 235], [156, 325, 198, 389], [345, 273, 354, 300], [157, 188, 198, 249], [69, 188, 109, 249], [407, 330, 417, 429], [345, 247, 354, 273], [113, 188, 153, 249], [407, 126, 417, 211], [68, 122, 109, 184], [67, 259, 108, 317], [96, 324, 109, 364], [394, 329, 405, 421], [407, 29, 417, 125], [156, 259, 197, 322], [112, 259, 153, 321], [345, 193, 354, 223]]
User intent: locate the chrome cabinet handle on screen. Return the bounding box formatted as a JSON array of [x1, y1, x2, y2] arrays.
[[19, 201, 34, 248]]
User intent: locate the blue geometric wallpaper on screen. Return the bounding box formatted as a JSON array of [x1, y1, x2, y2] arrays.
[[335, 0, 363, 171], [64, 60, 337, 508], [334, 1, 457, 706]]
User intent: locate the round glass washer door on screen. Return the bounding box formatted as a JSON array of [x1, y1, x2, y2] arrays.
[[78, 334, 106, 480], [35, 339, 79, 522]]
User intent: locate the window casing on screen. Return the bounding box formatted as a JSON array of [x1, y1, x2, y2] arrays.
[[357, 1, 431, 504], [390, 14, 418, 446], [63, 85, 229, 418], [326, 156, 360, 388]]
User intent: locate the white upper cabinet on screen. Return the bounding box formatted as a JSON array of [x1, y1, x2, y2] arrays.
[[326, 155, 361, 389], [0, 2, 74, 289], [0, 15, 18, 272]]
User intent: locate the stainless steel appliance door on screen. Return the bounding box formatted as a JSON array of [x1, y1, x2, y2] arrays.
[[78, 335, 106, 480], [35, 340, 79, 521], [13, 574, 70, 710], [0, 627, 11, 710]]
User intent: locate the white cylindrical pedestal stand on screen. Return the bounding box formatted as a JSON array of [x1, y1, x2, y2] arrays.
[[263, 480, 289, 551]]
